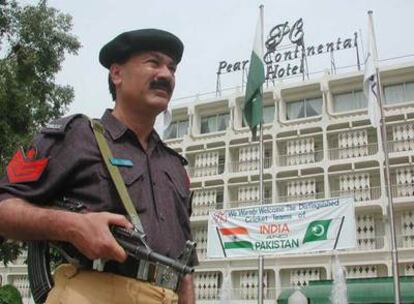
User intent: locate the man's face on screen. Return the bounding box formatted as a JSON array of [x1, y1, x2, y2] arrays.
[[110, 51, 177, 116]]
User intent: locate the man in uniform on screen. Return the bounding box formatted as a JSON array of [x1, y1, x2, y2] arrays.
[[0, 29, 197, 303]]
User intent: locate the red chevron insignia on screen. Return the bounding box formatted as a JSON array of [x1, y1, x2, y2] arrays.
[[6, 149, 48, 183]]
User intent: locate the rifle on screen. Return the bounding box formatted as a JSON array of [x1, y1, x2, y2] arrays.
[[27, 202, 196, 304]]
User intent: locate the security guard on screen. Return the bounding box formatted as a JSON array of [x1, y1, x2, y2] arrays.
[[0, 29, 197, 303]]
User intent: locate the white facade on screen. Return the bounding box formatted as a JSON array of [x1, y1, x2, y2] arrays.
[[0, 252, 33, 304], [165, 62, 414, 302], [1, 62, 414, 303]]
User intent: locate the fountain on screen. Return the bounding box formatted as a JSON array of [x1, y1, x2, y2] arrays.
[[219, 266, 234, 303], [330, 255, 348, 304]]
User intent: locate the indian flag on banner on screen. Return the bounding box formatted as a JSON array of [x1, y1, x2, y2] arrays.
[[243, 10, 265, 139], [219, 226, 253, 250]]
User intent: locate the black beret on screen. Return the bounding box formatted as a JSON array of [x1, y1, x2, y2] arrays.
[[99, 29, 184, 68]]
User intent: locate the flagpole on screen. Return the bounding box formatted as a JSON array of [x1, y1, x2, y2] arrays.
[[258, 254, 264, 304], [259, 4, 264, 207], [367, 10, 401, 302], [332, 216, 345, 250], [216, 227, 227, 258], [258, 125, 264, 208], [258, 7, 265, 304]]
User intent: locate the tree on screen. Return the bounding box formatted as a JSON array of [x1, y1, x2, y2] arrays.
[[0, 285, 23, 304], [0, 0, 81, 264]]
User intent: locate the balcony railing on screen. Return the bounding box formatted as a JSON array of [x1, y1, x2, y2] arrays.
[[196, 247, 208, 261], [227, 198, 273, 209], [8, 274, 31, 299], [328, 144, 378, 160], [391, 184, 414, 198], [330, 186, 381, 202], [277, 192, 325, 203], [397, 234, 414, 249], [228, 157, 272, 173], [225, 287, 277, 301], [195, 287, 277, 302], [195, 287, 220, 301], [276, 150, 323, 167], [356, 236, 385, 251], [387, 139, 414, 153], [187, 161, 225, 178], [192, 201, 224, 217]]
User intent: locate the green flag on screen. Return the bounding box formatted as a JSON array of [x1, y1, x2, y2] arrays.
[[303, 219, 332, 243], [224, 240, 254, 250], [244, 12, 265, 139]]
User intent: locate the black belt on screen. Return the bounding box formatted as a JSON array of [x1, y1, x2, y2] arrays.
[[96, 258, 181, 291], [71, 249, 181, 292], [102, 259, 156, 281]]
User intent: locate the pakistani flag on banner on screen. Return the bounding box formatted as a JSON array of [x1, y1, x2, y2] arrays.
[[244, 11, 265, 139], [303, 219, 332, 243]]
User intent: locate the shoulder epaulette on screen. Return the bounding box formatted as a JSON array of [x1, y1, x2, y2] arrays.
[[41, 114, 86, 136], [163, 144, 188, 166]]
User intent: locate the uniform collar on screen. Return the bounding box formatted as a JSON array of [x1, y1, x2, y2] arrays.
[[101, 109, 162, 147]]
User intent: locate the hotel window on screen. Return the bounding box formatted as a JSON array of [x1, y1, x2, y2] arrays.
[[333, 90, 367, 112], [286, 97, 322, 120], [263, 105, 275, 124], [164, 119, 189, 139], [201, 113, 229, 134], [242, 105, 275, 126], [384, 82, 414, 105]]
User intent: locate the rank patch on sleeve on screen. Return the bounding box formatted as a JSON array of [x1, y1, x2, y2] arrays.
[[6, 149, 48, 183]]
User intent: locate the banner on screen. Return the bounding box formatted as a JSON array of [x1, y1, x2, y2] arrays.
[[207, 197, 356, 258]]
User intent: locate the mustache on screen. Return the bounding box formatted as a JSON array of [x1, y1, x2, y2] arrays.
[[149, 79, 173, 95]]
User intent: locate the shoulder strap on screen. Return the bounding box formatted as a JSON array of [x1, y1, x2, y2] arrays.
[[41, 114, 85, 136], [89, 119, 144, 234]]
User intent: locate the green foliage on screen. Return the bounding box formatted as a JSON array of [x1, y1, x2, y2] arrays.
[[0, 240, 23, 267], [0, 0, 80, 167], [0, 285, 23, 304], [0, 0, 80, 264]]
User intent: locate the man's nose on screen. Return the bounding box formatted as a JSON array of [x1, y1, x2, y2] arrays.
[[157, 64, 175, 81]]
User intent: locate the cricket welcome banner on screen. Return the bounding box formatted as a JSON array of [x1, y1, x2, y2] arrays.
[[207, 197, 356, 258]]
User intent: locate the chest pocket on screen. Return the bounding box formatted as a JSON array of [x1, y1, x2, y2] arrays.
[[119, 165, 145, 186], [98, 164, 146, 213], [163, 166, 188, 196], [161, 166, 190, 217]]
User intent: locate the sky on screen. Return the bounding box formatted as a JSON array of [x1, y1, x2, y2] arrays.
[[23, 0, 414, 118]]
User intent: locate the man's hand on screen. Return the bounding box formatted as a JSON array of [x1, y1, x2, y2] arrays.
[[66, 211, 133, 262], [178, 274, 195, 304], [0, 198, 133, 263]]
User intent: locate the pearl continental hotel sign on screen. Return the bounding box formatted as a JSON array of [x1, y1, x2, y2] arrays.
[[207, 197, 356, 258], [217, 18, 358, 80]]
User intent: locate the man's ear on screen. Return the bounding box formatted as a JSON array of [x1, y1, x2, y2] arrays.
[[109, 64, 122, 86]]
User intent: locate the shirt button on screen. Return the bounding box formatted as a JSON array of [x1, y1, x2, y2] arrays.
[[160, 215, 165, 221]]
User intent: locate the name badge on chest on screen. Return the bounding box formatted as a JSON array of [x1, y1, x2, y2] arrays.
[[110, 157, 133, 167]]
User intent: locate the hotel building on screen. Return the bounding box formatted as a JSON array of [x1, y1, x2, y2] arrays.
[[163, 61, 414, 302]]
